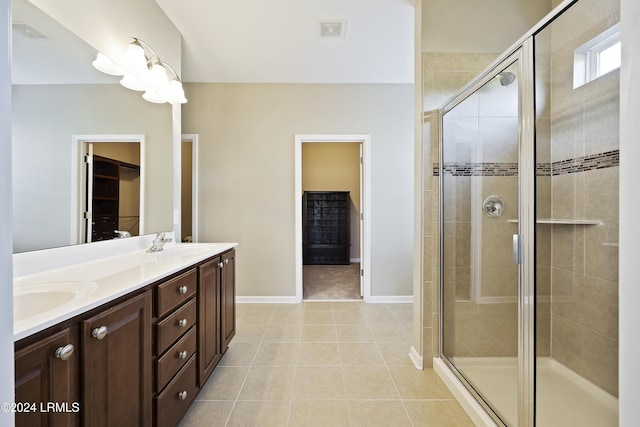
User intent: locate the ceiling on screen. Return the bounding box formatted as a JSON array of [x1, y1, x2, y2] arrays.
[[155, 0, 416, 84]]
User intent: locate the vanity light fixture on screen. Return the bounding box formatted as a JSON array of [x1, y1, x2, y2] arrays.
[[92, 38, 187, 104]]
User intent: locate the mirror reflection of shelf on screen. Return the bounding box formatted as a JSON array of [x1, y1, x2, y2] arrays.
[[507, 219, 602, 225]]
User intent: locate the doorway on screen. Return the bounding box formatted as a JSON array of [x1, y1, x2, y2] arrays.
[[72, 135, 145, 244], [294, 135, 372, 302], [181, 134, 199, 243]]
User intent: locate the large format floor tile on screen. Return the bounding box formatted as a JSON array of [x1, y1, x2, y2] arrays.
[[179, 301, 473, 427]]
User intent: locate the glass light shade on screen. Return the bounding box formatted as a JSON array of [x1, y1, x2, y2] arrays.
[[92, 53, 124, 76], [147, 63, 169, 89], [123, 42, 148, 74], [120, 73, 146, 91], [166, 80, 188, 104], [142, 90, 167, 104]]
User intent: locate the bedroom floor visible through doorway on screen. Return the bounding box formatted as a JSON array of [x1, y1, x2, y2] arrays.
[[303, 263, 361, 300]]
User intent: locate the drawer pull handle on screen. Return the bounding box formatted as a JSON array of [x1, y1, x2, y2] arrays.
[[55, 344, 74, 360], [177, 319, 188, 328], [178, 350, 188, 359], [178, 391, 187, 401], [218, 262, 224, 268], [92, 326, 108, 340], [178, 285, 188, 294]]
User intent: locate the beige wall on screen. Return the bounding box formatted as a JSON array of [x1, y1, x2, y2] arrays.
[[422, 0, 552, 53], [302, 143, 361, 260], [182, 83, 414, 298]]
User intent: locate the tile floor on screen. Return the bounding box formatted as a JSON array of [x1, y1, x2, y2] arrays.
[[179, 301, 474, 426]]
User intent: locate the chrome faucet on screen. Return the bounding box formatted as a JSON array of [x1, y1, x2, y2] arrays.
[[147, 232, 173, 252]]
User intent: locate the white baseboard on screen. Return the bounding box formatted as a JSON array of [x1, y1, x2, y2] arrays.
[[236, 296, 300, 304], [409, 346, 423, 370], [433, 357, 498, 427], [365, 295, 413, 304]]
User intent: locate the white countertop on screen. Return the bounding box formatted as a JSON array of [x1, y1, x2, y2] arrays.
[[13, 241, 237, 342]]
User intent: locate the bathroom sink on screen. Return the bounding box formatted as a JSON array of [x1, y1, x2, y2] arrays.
[[151, 243, 219, 257], [14, 281, 97, 322]]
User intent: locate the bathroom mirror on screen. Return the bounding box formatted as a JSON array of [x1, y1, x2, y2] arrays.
[[11, 0, 174, 253]]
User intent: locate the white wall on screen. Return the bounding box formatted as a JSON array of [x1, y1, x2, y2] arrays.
[[0, 0, 14, 423], [28, 0, 181, 74], [619, 0, 640, 423], [12, 84, 173, 252], [183, 83, 414, 298]]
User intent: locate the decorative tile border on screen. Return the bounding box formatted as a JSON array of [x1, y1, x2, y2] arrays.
[[433, 149, 619, 176]]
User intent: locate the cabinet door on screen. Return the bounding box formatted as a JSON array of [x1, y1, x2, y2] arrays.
[[198, 258, 221, 385], [82, 291, 151, 427], [15, 327, 79, 427], [221, 249, 236, 350]]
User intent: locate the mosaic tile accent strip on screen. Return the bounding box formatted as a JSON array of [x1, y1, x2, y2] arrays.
[[551, 150, 619, 176], [433, 150, 619, 177]]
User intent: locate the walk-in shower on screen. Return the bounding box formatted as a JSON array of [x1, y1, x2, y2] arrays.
[[436, 0, 620, 426]]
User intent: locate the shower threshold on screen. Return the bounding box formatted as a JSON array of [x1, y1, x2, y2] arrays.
[[448, 356, 618, 426]]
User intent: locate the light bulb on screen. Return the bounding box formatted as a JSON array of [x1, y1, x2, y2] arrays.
[[142, 90, 166, 104], [123, 41, 147, 74], [148, 63, 169, 90], [166, 80, 188, 104], [92, 53, 124, 76], [120, 73, 146, 91]]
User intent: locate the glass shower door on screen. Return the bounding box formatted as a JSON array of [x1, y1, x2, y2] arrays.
[[441, 56, 522, 426]]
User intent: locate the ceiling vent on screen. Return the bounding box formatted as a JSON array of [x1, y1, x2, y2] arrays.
[[319, 20, 347, 39], [12, 21, 51, 39]]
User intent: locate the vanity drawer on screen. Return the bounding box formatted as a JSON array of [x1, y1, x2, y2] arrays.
[[155, 356, 197, 427], [156, 298, 196, 354], [157, 327, 196, 391], [156, 269, 197, 317]]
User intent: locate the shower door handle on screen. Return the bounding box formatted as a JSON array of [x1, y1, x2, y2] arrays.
[[512, 234, 523, 264]]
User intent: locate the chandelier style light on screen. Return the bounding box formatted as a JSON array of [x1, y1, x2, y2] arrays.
[[92, 38, 187, 104]]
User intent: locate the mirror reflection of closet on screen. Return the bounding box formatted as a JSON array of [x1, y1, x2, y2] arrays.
[[84, 142, 141, 242]]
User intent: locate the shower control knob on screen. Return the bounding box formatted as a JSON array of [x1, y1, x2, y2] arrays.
[[482, 195, 505, 218]]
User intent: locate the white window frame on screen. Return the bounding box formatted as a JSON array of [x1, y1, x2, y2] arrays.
[[573, 23, 621, 89]]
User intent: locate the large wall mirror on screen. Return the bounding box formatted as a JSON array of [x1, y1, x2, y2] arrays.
[[12, 0, 174, 253]]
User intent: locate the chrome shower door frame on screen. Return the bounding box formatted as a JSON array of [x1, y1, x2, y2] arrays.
[[438, 38, 536, 427]]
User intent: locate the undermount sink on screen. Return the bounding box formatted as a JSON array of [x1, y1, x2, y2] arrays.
[[14, 281, 98, 322]]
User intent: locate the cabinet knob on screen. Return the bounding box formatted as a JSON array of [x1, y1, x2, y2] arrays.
[[224, 258, 229, 265], [178, 391, 187, 401], [178, 285, 188, 294], [177, 319, 188, 328], [55, 344, 74, 361], [178, 350, 188, 360], [92, 326, 108, 340], [218, 262, 224, 268]]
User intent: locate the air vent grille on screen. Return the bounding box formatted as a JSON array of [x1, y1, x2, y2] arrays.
[[319, 20, 346, 38]]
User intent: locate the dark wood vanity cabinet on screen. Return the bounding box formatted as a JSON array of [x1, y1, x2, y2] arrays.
[[14, 326, 80, 427], [153, 269, 198, 427], [14, 248, 236, 427], [82, 291, 152, 427], [220, 250, 236, 350], [198, 248, 236, 386]]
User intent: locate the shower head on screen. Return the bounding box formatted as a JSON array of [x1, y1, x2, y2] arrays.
[[499, 71, 516, 87]]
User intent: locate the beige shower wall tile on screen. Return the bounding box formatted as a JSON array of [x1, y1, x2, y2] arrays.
[[584, 225, 618, 282], [551, 226, 585, 274], [477, 312, 518, 344], [551, 315, 585, 375], [583, 330, 618, 397], [536, 307, 551, 357], [584, 276, 618, 338], [536, 176, 552, 222], [552, 172, 585, 219], [584, 94, 619, 155], [479, 267, 518, 297], [550, 107, 585, 162], [551, 269, 585, 325]]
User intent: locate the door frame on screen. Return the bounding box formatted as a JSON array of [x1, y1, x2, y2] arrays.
[[71, 134, 145, 245], [181, 134, 200, 242], [294, 134, 372, 302]]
